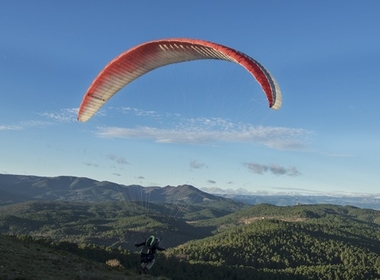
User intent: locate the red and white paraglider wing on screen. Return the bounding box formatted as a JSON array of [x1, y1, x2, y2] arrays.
[[77, 38, 282, 122]]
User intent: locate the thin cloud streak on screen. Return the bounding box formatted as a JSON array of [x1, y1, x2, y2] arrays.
[[0, 125, 21, 131], [96, 124, 310, 149], [0, 108, 78, 132], [93, 107, 311, 149], [39, 108, 78, 122], [0, 121, 52, 131]]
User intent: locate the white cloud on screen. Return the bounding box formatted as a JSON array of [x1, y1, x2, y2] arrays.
[[121, 107, 161, 118], [120, 107, 180, 119], [90, 107, 312, 150], [21, 120, 52, 127], [0, 121, 51, 131], [96, 123, 310, 150], [39, 108, 78, 122], [0, 125, 21, 130]]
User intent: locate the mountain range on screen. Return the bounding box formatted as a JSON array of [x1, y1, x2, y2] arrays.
[[1, 173, 380, 210], [0, 173, 226, 205]]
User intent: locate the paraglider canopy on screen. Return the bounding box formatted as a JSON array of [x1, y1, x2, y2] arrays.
[[77, 38, 282, 122]]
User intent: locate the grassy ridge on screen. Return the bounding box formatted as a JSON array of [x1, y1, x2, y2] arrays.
[[0, 234, 138, 279]]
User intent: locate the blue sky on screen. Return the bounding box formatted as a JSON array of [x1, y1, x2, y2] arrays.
[[1, 1, 379, 195]]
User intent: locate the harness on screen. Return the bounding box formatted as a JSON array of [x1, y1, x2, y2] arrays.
[[141, 235, 156, 255]]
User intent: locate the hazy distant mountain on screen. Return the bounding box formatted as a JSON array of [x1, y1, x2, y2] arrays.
[[202, 187, 380, 210], [0, 173, 227, 206]]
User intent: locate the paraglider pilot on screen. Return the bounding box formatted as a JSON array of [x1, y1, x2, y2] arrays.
[[135, 235, 165, 274]]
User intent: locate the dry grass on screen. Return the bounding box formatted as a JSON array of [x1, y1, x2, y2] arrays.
[[0, 235, 169, 279]]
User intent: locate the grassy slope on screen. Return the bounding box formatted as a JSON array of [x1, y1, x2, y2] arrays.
[[0, 234, 133, 279]]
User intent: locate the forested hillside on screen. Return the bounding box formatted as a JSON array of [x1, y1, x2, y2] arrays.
[[168, 204, 380, 279], [2, 201, 380, 279], [0, 200, 234, 251]]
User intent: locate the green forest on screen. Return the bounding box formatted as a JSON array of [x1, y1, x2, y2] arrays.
[[2, 201, 380, 279]]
